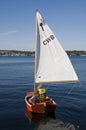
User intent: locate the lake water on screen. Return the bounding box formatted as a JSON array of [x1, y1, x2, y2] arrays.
[[0, 56, 86, 130]]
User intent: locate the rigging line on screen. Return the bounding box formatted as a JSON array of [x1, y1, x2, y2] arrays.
[[59, 83, 81, 103], [46, 84, 50, 90]]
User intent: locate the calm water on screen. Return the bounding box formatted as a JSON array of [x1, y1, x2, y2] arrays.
[[0, 56, 86, 130]]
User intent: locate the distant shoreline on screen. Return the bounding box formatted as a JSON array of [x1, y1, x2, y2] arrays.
[[0, 50, 86, 56]]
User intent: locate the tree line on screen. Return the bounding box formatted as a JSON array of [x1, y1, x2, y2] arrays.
[[0, 50, 86, 56]]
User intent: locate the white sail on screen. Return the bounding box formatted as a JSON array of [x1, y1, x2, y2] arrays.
[[35, 11, 79, 84]]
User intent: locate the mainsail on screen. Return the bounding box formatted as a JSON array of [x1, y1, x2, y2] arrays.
[[35, 11, 79, 84]]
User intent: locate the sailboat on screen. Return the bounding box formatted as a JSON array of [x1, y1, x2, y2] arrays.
[[25, 10, 79, 114]]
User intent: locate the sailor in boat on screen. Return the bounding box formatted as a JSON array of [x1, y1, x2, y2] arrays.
[[29, 84, 49, 106], [37, 84, 53, 110], [37, 83, 47, 102]]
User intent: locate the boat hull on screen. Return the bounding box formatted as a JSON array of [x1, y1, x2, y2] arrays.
[[25, 92, 57, 114], [25, 108, 56, 123]]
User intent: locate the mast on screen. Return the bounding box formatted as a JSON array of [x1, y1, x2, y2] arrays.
[[34, 10, 38, 92]]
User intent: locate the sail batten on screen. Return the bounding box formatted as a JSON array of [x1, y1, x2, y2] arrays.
[[35, 11, 79, 84]]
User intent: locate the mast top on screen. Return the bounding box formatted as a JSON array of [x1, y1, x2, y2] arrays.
[[36, 9, 38, 12]]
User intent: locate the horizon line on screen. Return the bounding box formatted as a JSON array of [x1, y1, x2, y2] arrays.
[[0, 49, 86, 52]]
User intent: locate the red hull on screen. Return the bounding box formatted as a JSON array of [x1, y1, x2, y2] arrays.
[[25, 92, 57, 114], [25, 108, 56, 123]]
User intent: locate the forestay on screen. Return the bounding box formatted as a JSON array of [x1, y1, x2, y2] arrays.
[[35, 11, 79, 84]]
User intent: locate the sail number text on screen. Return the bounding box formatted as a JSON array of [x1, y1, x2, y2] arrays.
[[43, 35, 55, 45]]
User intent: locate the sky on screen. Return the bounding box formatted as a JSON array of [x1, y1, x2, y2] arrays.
[[0, 0, 86, 51]]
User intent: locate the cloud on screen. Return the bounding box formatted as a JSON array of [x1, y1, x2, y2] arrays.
[[0, 30, 18, 35]]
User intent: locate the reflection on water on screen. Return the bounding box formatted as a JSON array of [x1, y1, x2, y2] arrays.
[[25, 108, 79, 130]]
